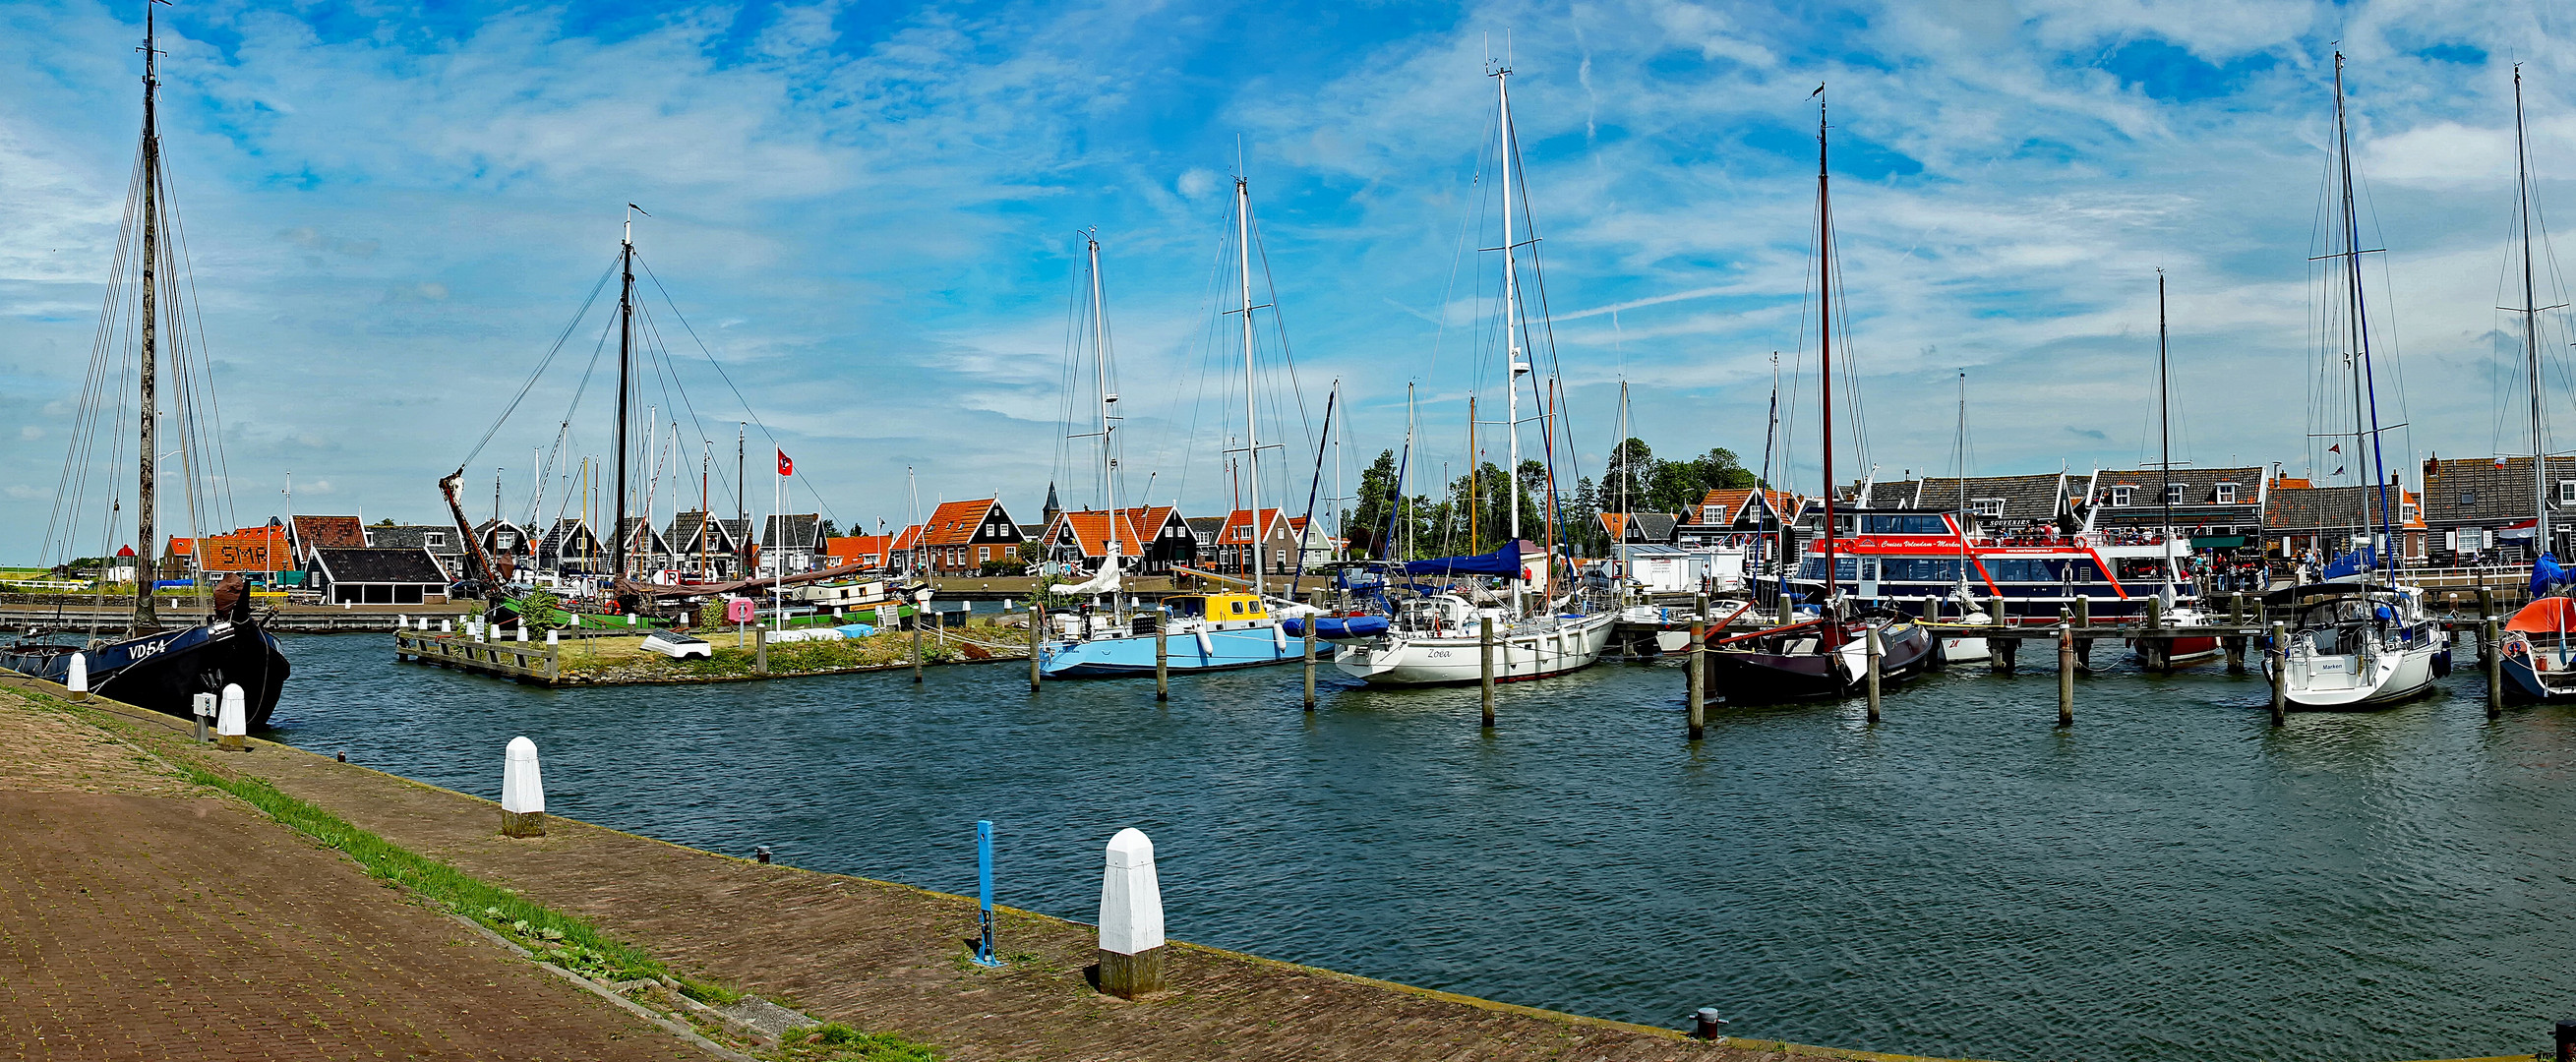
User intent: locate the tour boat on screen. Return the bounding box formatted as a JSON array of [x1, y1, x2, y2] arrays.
[[2, 9, 289, 726]]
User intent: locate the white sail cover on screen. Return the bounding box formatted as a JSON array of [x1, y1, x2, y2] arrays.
[[1051, 548, 1123, 597]]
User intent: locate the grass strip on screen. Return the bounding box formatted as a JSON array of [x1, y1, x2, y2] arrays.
[[179, 763, 675, 986], [773, 1023, 941, 1062]]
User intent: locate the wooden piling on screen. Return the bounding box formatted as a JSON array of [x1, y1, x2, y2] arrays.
[[2057, 622, 2074, 728], [1865, 624, 1883, 724], [911, 612, 924, 684], [754, 626, 768, 676], [2074, 595, 2091, 628], [2229, 591, 2246, 625], [1686, 620, 1707, 740], [1154, 612, 1168, 702], [1029, 606, 1043, 692], [2145, 595, 2163, 631], [1920, 597, 1938, 622], [2486, 617, 2503, 718], [1994, 636, 2018, 673], [2223, 635, 2247, 674], [1301, 621, 1316, 712], [1479, 616, 1496, 730], [1777, 592, 1794, 627], [2268, 620, 2287, 725]]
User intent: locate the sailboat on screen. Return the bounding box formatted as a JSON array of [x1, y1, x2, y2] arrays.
[[2263, 54, 2443, 709], [1039, 187, 1312, 678], [2127, 271, 2221, 667], [1330, 58, 1615, 686], [1, 6, 290, 725], [1703, 88, 1935, 704], [1936, 371, 1993, 665], [2488, 66, 2576, 702]]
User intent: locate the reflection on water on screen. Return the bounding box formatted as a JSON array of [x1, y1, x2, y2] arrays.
[[271, 634, 2575, 1062]]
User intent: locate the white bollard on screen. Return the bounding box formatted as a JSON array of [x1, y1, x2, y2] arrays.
[[546, 628, 559, 646], [65, 652, 88, 699], [515, 623, 527, 643], [627, 613, 636, 626], [191, 691, 215, 742], [397, 615, 408, 629], [500, 736, 546, 837], [441, 619, 452, 633], [215, 683, 247, 750], [1097, 828, 1168, 998]]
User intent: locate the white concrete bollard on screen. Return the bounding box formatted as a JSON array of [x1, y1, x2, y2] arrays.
[[397, 615, 408, 629], [500, 736, 546, 837], [441, 619, 452, 633], [1097, 827, 1168, 998], [546, 628, 559, 646], [215, 683, 247, 750], [65, 652, 87, 699], [515, 623, 527, 643], [627, 613, 637, 626]]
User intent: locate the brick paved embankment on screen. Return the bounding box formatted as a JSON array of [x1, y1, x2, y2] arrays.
[[0, 688, 699, 1061], [57, 686, 1941, 1062]]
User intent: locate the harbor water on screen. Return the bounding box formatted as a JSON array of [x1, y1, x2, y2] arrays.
[[270, 633, 2576, 1062]]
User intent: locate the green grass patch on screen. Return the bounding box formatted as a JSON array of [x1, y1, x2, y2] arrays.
[[771, 1023, 940, 1062], [180, 765, 665, 982]]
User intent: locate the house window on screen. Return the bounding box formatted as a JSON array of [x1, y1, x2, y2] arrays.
[[2462, 492, 2477, 505], [979, 546, 990, 562], [1704, 506, 1720, 523], [2401, 502, 2418, 524], [2215, 483, 2238, 503], [2111, 487, 2132, 506], [2559, 480, 2574, 505], [2164, 484, 2186, 504], [1971, 498, 2005, 517], [426, 531, 445, 548], [497, 533, 517, 551]]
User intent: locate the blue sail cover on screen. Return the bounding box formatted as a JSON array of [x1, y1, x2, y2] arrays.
[[2533, 553, 2573, 598], [2321, 545, 2376, 582], [1388, 540, 1529, 578]]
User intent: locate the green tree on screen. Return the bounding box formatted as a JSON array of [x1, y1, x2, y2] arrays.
[[1602, 438, 1655, 513], [1348, 449, 1403, 558]]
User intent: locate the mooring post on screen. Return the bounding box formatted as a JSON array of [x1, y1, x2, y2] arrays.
[[972, 819, 999, 967], [2268, 620, 2287, 726], [2074, 594, 2091, 629], [911, 611, 925, 684], [1029, 606, 1043, 693], [191, 691, 214, 743], [1866, 623, 1884, 723], [2486, 617, 2504, 719], [1300, 620, 1317, 712], [2479, 586, 2495, 628], [1480, 615, 1496, 730], [1686, 619, 1707, 740], [216, 683, 248, 751], [2057, 622, 2074, 728], [65, 652, 87, 700], [2553, 1018, 2576, 1062], [2224, 635, 2247, 674], [500, 736, 545, 837], [1154, 611, 1168, 702], [1994, 635, 2018, 673], [1098, 827, 1167, 998], [2146, 595, 2163, 631], [754, 624, 768, 676], [1777, 591, 1793, 627]]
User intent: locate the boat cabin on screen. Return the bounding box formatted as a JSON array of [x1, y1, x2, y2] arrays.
[[1163, 592, 1272, 630]]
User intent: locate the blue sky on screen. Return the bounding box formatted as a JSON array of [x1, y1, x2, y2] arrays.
[[7, 0, 2576, 555]]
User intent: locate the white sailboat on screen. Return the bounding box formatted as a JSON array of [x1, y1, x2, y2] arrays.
[[1331, 56, 1613, 686], [2264, 54, 2442, 709]]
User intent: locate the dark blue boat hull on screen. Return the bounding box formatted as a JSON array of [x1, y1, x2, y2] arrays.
[[1, 620, 289, 728]]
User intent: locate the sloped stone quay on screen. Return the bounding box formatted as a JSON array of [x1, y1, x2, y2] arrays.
[[0, 680, 1932, 1062]]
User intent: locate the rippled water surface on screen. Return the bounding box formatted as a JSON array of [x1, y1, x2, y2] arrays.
[[269, 633, 2576, 1061]]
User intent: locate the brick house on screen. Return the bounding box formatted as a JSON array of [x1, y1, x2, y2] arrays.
[[918, 499, 1028, 574]]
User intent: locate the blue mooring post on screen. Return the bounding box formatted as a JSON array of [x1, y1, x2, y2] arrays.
[[973, 819, 1000, 967]]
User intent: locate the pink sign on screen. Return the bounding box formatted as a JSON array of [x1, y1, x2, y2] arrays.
[[726, 598, 756, 623]]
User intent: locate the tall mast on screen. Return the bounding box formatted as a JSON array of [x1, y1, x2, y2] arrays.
[[1817, 88, 1838, 601], [131, 2, 164, 634], [1495, 61, 1527, 556], [2158, 268, 2175, 595], [1235, 171, 1265, 595], [1954, 370, 1967, 593], [2331, 53, 2395, 578], [1087, 229, 1116, 510], [2518, 65, 2550, 556], [612, 206, 637, 579]]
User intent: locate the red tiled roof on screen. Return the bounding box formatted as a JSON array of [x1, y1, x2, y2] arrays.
[[921, 499, 997, 548], [891, 524, 923, 551], [1219, 508, 1285, 544], [290, 515, 368, 551], [823, 535, 892, 566]]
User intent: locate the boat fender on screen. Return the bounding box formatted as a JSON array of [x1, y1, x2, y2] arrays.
[[1273, 623, 1288, 650], [1194, 628, 1214, 657]]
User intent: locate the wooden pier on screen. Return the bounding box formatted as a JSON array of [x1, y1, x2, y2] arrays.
[[394, 629, 563, 684]]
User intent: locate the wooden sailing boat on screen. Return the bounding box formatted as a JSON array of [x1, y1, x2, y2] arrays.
[[2128, 270, 2222, 667], [1703, 87, 1933, 705], [2, 4, 290, 725], [2490, 65, 2576, 702]]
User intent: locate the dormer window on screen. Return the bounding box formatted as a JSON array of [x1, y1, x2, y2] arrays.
[[2462, 492, 2478, 506], [2111, 487, 2133, 506], [425, 531, 445, 548], [2215, 482, 2238, 503], [2165, 484, 2187, 504], [2559, 480, 2574, 505], [1971, 498, 2006, 516]]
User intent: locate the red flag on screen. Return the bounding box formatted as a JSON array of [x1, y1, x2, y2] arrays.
[[2327, 442, 2341, 454], [776, 449, 793, 476]]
